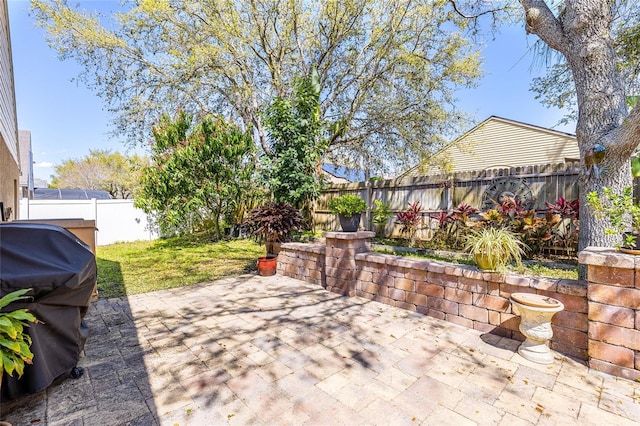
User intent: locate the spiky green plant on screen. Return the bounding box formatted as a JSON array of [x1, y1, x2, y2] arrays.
[[464, 227, 527, 272]]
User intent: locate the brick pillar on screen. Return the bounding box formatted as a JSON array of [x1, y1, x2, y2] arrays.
[[578, 247, 640, 381], [323, 231, 375, 296]]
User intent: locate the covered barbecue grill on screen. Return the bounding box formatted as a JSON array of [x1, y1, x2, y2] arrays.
[[0, 223, 96, 400]]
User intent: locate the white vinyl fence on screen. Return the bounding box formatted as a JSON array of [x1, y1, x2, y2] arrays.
[[19, 198, 158, 246]]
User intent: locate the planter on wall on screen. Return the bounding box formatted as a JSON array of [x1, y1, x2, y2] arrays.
[[338, 213, 361, 232], [620, 232, 640, 255], [474, 252, 498, 272], [257, 255, 277, 276]]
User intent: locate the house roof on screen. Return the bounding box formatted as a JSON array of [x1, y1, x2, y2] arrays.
[[467, 116, 575, 139], [322, 164, 366, 183], [34, 188, 112, 200]]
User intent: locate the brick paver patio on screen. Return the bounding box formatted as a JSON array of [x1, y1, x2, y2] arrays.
[[1, 274, 639, 425]]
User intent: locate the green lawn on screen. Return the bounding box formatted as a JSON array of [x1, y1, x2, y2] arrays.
[[96, 235, 264, 298]]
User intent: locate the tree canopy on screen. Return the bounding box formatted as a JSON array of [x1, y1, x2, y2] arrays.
[[134, 112, 258, 238], [51, 149, 147, 199], [32, 0, 483, 174], [263, 70, 325, 209]]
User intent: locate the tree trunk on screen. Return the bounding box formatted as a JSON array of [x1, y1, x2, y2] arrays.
[[521, 0, 640, 258]]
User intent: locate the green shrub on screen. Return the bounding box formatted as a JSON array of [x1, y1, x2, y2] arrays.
[[588, 186, 640, 248], [372, 200, 392, 225], [329, 194, 367, 217]]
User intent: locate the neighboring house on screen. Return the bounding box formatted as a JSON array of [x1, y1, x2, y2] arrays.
[[322, 164, 366, 183], [0, 2, 20, 221], [33, 178, 48, 189], [401, 116, 579, 177], [18, 129, 34, 199]]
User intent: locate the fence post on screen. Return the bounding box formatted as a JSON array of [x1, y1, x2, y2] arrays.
[[446, 176, 454, 211]]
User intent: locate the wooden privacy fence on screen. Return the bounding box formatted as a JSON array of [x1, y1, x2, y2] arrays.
[[315, 162, 582, 237]]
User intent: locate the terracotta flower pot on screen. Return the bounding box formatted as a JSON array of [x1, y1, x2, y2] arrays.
[[257, 255, 277, 276]]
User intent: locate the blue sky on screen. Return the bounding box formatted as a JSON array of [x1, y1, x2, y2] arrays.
[[8, 0, 574, 183]]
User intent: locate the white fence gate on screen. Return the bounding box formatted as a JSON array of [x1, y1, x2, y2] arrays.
[[19, 198, 158, 246]]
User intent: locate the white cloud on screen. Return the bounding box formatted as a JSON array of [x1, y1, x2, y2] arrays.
[[35, 161, 54, 168]]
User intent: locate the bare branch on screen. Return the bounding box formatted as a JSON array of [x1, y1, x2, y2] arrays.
[[448, 0, 507, 20], [600, 103, 640, 156], [520, 0, 569, 54]]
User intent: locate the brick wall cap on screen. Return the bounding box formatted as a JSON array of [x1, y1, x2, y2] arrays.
[[578, 247, 636, 269], [281, 242, 325, 254], [323, 231, 375, 240], [556, 279, 587, 296], [385, 256, 406, 267], [357, 253, 391, 264], [461, 268, 484, 280], [482, 271, 504, 282]]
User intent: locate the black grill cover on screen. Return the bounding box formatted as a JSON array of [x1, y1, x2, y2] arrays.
[[0, 223, 96, 401]]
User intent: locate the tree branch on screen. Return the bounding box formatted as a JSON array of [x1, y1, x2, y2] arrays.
[[519, 0, 569, 54], [448, 0, 507, 20], [600, 103, 640, 156]]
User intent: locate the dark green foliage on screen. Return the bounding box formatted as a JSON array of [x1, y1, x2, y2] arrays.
[[588, 187, 640, 248], [263, 71, 326, 209], [135, 112, 259, 238]]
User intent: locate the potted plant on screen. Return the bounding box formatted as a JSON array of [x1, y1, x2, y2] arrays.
[[243, 202, 305, 275], [1, 289, 37, 395], [587, 186, 640, 253], [464, 227, 527, 272], [372, 200, 392, 237], [329, 194, 367, 232]]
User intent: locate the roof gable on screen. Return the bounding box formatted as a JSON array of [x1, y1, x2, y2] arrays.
[[403, 116, 578, 177]]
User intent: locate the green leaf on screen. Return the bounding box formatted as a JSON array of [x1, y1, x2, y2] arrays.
[[18, 341, 34, 360], [632, 157, 640, 177], [5, 309, 37, 322], [0, 321, 19, 339], [0, 289, 32, 308], [1, 352, 16, 376], [0, 316, 14, 328], [0, 338, 22, 353]]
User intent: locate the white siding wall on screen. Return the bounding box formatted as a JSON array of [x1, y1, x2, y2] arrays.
[[0, 2, 18, 164], [19, 198, 158, 246]]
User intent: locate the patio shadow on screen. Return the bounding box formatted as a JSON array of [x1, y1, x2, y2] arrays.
[[0, 261, 159, 425]]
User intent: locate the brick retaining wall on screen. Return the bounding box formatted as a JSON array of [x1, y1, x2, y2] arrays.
[[578, 247, 640, 381], [353, 253, 588, 361], [277, 234, 639, 380], [276, 242, 325, 286]]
